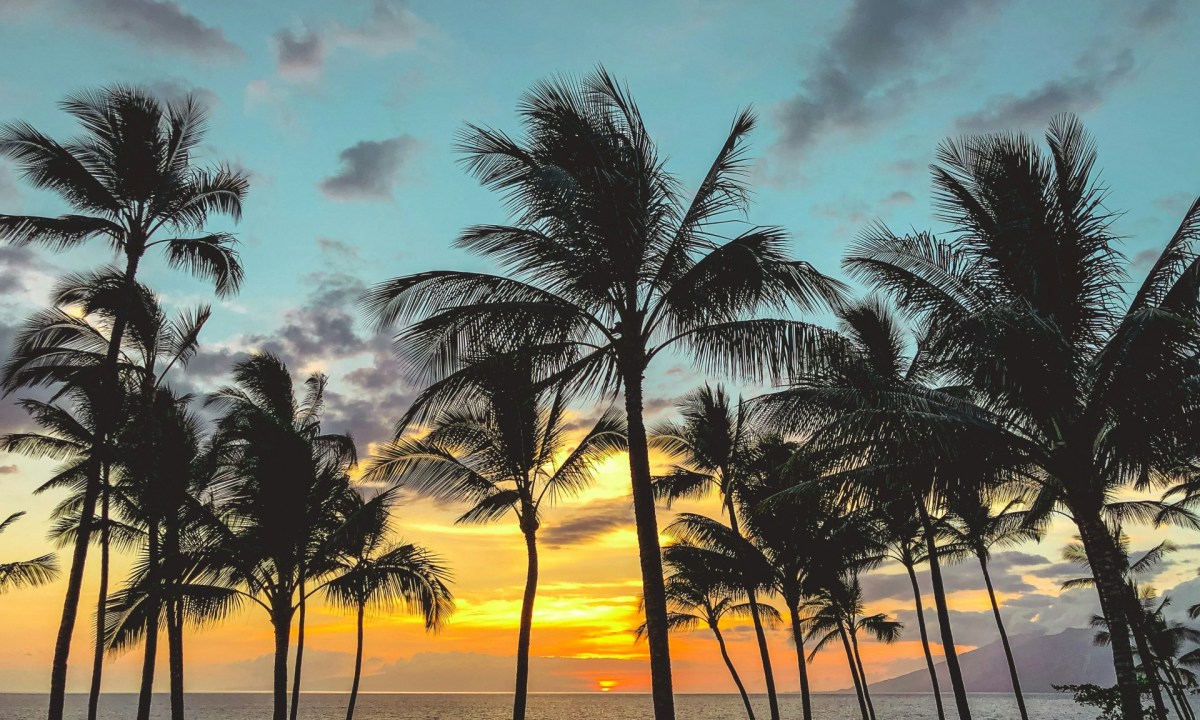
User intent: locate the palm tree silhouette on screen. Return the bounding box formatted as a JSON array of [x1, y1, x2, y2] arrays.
[[0, 511, 58, 592], [320, 489, 454, 720], [650, 385, 780, 719], [362, 69, 844, 718], [365, 352, 625, 720], [0, 86, 248, 720]]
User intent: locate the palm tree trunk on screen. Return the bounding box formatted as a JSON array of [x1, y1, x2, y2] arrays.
[[345, 604, 365, 720], [978, 556, 1028, 720], [727, 502, 779, 720], [919, 503, 972, 720], [48, 251, 142, 720], [903, 559, 946, 720], [513, 528, 539, 720], [1077, 512, 1145, 720], [712, 623, 756, 720], [272, 601, 292, 720], [848, 625, 877, 720], [787, 600, 813, 720], [622, 366, 674, 719], [136, 516, 160, 720], [838, 622, 870, 720], [168, 599, 185, 720], [86, 467, 111, 720], [290, 578, 306, 720], [1118, 580, 1170, 719]]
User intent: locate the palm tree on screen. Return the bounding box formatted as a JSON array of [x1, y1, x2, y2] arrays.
[[361, 68, 845, 718], [206, 353, 356, 720], [0, 85, 248, 720], [650, 385, 780, 719], [320, 491, 454, 720], [364, 352, 625, 720], [843, 116, 1200, 719], [943, 492, 1039, 720], [639, 543, 769, 720], [0, 511, 58, 591]]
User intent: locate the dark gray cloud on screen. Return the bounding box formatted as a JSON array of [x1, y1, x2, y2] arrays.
[[955, 48, 1135, 134], [275, 28, 324, 81], [74, 0, 244, 60], [773, 0, 1007, 158], [1132, 247, 1161, 273], [542, 498, 633, 548], [319, 136, 420, 202], [863, 550, 1045, 602], [1134, 0, 1180, 31]]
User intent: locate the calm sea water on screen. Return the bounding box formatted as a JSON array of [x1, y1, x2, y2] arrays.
[[0, 693, 1095, 719]]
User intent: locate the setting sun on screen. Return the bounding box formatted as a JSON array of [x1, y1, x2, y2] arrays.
[[597, 680, 619, 693]]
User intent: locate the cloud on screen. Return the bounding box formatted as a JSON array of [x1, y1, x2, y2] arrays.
[[243, 80, 298, 131], [319, 136, 420, 202], [882, 190, 915, 206], [0, 464, 17, 474], [143, 78, 221, 112], [332, 0, 425, 55], [1133, 0, 1180, 31], [73, 0, 243, 61], [955, 48, 1135, 133], [1155, 192, 1195, 216], [773, 0, 1007, 159], [542, 498, 633, 548], [275, 28, 324, 82], [863, 551, 1045, 602]]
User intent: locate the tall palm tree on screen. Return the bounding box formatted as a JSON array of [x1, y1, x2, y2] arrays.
[[206, 353, 356, 720], [650, 385, 780, 719], [0, 85, 247, 720], [843, 116, 1200, 719], [0, 511, 58, 591], [364, 352, 625, 720], [943, 492, 1039, 720], [639, 543, 769, 720], [361, 68, 845, 718], [320, 491, 454, 720]]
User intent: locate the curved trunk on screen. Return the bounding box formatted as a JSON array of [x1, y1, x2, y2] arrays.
[[272, 601, 292, 720], [712, 622, 756, 720], [345, 604, 365, 720], [1077, 512, 1145, 720], [168, 598, 185, 720], [290, 578, 306, 720], [919, 504, 972, 720], [838, 622, 870, 720], [978, 556, 1028, 720], [727, 501, 779, 720], [135, 516, 160, 720], [1116, 575, 1170, 718], [848, 624, 877, 720], [622, 367, 674, 719], [787, 599, 813, 720], [86, 467, 111, 720], [512, 528, 539, 720], [903, 558, 946, 720]]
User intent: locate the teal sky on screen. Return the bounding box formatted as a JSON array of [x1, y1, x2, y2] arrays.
[[1, 0, 1200, 694]]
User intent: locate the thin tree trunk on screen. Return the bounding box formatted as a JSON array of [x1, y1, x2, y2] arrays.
[[838, 623, 870, 720], [904, 558, 946, 720], [168, 599, 185, 720], [849, 625, 877, 720], [86, 466, 111, 720], [290, 579, 306, 720], [48, 251, 141, 720], [136, 517, 160, 720], [727, 501, 779, 720], [1118, 577, 1170, 719], [273, 603, 292, 720], [919, 504, 972, 720], [512, 528, 539, 720], [978, 556, 1028, 720], [1077, 512, 1145, 720], [345, 604, 365, 720], [787, 601, 813, 720], [712, 623, 756, 720], [622, 368, 674, 719]]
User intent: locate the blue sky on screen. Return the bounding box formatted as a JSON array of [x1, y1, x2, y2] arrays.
[[1, 0, 1199, 695]]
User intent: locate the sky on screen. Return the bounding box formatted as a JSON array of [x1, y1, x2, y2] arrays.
[[0, 0, 1199, 697]]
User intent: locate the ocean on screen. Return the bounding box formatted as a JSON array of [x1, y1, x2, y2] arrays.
[[0, 693, 1097, 719]]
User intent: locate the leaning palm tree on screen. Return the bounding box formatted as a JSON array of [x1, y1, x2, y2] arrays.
[[361, 68, 845, 718], [844, 116, 1200, 719], [0, 85, 248, 720], [650, 385, 780, 720], [320, 492, 454, 720], [943, 492, 1040, 720], [0, 511, 58, 592], [364, 352, 625, 720], [639, 543, 769, 720]]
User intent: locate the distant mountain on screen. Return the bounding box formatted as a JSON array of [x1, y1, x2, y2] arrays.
[[864, 627, 1115, 693]]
